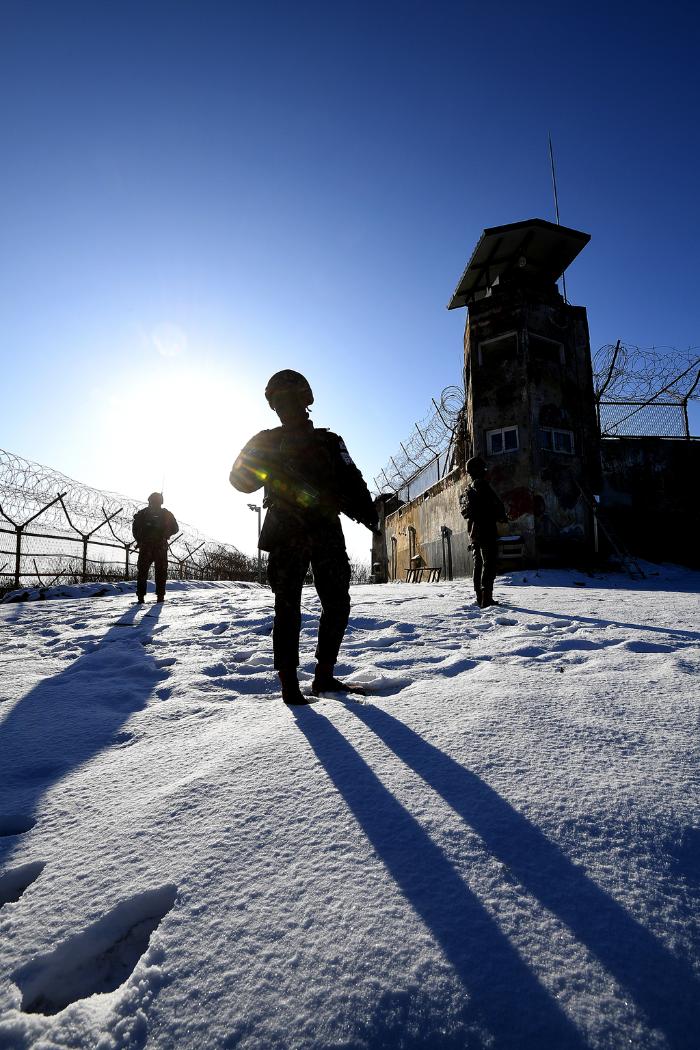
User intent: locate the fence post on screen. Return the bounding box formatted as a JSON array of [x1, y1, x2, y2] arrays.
[[82, 536, 89, 582], [14, 527, 22, 588]]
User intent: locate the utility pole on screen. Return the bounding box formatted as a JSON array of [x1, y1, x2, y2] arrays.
[[247, 503, 262, 583]]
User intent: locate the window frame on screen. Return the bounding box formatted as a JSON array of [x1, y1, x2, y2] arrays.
[[477, 330, 518, 366], [528, 332, 565, 366], [539, 426, 575, 455], [486, 425, 519, 456]]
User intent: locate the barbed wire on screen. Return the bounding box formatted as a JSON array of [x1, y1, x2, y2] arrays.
[[375, 343, 699, 499], [593, 343, 700, 403], [0, 448, 241, 560], [373, 385, 465, 496]]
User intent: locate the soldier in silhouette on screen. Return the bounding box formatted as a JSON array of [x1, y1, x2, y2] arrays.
[[230, 370, 378, 705], [459, 457, 508, 607], [132, 492, 178, 604]]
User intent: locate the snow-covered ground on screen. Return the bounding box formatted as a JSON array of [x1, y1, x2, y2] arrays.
[[0, 567, 698, 1050]]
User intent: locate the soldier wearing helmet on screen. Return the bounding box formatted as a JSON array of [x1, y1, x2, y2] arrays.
[[230, 370, 379, 705], [459, 457, 508, 608], [132, 492, 179, 604]]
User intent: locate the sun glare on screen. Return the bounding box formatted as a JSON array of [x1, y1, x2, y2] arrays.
[[99, 360, 270, 550]]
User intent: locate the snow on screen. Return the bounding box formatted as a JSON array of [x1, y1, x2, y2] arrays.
[[0, 567, 698, 1049]]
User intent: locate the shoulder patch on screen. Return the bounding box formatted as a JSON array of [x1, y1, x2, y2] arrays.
[[337, 437, 354, 466]]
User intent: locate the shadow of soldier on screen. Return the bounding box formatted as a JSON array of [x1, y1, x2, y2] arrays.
[[292, 706, 588, 1050], [0, 603, 165, 864], [345, 703, 699, 1050]]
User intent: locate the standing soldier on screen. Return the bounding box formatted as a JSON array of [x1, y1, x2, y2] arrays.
[[230, 370, 379, 706], [132, 492, 179, 604], [459, 457, 508, 608]]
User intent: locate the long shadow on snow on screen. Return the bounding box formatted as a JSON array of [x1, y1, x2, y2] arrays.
[[506, 603, 700, 643], [0, 603, 164, 862], [293, 708, 587, 1050], [349, 704, 699, 1050]]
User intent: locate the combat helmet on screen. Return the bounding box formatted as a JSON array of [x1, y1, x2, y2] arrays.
[[264, 370, 314, 408], [466, 456, 487, 478]]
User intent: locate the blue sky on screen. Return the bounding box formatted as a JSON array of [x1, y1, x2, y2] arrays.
[[2, 1, 699, 558]]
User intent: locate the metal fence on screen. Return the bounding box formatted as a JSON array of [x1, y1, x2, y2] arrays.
[[0, 449, 252, 590], [594, 343, 699, 438], [597, 401, 690, 438]]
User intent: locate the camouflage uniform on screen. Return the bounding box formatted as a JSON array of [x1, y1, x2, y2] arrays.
[[132, 506, 179, 600], [230, 420, 377, 670], [459, 479, 507, 605]]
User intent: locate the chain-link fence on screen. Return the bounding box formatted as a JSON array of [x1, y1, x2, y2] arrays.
[[0, 449, 254, 591], [594, 343, 699, 438], [597, 401, 689, 438]]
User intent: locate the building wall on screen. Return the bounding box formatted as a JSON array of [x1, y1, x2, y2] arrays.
[[376, 469, 473, 582], [601, 437, 700, 568]]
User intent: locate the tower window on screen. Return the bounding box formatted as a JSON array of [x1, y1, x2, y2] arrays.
[[529, 334, 565, 365], [478, 332, 518, 365], [539, 427, 574, 454], [486, 426, 519, 455]]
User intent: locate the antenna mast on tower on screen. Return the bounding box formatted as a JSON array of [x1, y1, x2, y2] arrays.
[[548, 133, 568, 302]]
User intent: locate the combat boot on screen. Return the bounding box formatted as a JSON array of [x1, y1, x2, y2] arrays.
[[278, 669, 309, 706], [481, 587, 499, 608], [312, 661, 366, 696]]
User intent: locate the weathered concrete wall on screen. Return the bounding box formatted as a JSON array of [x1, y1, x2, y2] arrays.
[[465, 287, 600, 563], [601, 437, 700, 567], [377, 469, 473, 581]]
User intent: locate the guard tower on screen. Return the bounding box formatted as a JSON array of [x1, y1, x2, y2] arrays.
[[448, 218, 600, 563]]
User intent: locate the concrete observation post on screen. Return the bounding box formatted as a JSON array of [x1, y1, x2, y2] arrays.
[[448, 218, 600, 564]]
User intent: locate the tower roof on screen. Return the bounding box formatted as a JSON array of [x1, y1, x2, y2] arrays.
[[447, 218, 590, 310]]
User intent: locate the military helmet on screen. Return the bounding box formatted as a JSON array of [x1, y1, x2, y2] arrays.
[[264, 369, 314, 408], [466, 456, 487, 477]]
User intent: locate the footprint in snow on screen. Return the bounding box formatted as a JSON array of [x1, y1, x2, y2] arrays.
[[201, 662, 229, 677], [551, 638, 614, 653], [620, 640, 680, 654], [112, 731, 135, 747], [217, 675, 274, 695], [0, 861, 46, 907], [435, 656, 479, 678], [511, 645, 548, 659], [13, 884, 177, 1015], [347, 616, 397, 632], [198, 621, 224, 633], [230, 650, 255, 663], [494, 616, 518, 626], [375, 653, 449, 669]]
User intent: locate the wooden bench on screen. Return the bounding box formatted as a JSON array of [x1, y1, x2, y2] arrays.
[[404, 566, 442, 583]]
